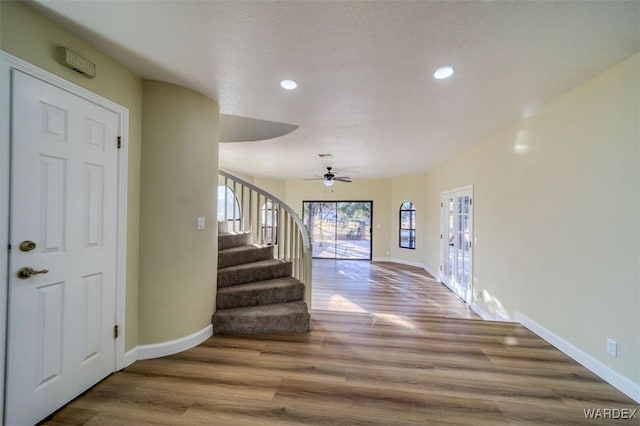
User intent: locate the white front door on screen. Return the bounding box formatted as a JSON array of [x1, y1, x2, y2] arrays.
[[6, 70, 119, 425], [440, 186, 473, 303]]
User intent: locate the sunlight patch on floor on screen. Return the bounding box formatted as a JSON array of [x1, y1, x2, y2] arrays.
[[328, 294, 368, 313], [371, 313, 416, 329]]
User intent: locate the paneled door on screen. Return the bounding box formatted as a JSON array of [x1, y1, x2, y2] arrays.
[[440, 186, 473, 303], [6, 70, 119, 425]]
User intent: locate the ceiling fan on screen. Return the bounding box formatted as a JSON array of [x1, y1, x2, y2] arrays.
[[305, 167, 352, 187]]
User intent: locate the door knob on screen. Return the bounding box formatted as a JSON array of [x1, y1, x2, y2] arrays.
[[19, 240, 37, 252], [17, 267, 49, 279]]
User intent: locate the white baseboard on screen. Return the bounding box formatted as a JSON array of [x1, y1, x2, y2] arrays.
[[495, 310, 512, 322], [515, 311, 640, 404], [124, 348, 138, 368], [423, 264, 440, 280], [471, 303, 492, 321], [135, 324, 213, 361]]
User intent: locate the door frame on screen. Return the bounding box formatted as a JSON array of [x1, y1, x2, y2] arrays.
[[439, 185, 474, 304], [0, 51, 129, 418]]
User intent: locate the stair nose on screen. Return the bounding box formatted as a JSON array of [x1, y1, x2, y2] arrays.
[[217, 259, 292, 288]]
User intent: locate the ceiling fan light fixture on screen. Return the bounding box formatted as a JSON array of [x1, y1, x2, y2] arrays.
[[434, 66, 454, 80], [323, 178, 335, 187]]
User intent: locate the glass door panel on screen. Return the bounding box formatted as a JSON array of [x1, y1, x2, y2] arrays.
[[303, 201, 372, 260], [440, 188, 473, 303]]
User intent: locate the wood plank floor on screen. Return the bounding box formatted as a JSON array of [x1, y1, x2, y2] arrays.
[[43, 260, 638, 425]]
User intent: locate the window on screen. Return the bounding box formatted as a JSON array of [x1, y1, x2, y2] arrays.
[[399, 201, 416, 249], [217, 185, 241, 231]]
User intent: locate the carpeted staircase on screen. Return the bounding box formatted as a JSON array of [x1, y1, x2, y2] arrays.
[[212, 232, 310, 334]]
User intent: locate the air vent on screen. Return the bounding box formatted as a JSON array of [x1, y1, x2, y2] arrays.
[[318, 153, 333, 158]]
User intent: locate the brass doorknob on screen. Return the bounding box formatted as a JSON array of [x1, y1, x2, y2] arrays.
[[19, 240, 37, 252], [17, 267, 49, 279]]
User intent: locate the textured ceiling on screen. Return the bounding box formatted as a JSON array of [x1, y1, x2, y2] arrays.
[[30, 1, 640, 180]]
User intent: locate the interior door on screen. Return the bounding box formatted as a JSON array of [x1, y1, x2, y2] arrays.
[[440, 187, 473, 303], [6, 70, 119, 425]]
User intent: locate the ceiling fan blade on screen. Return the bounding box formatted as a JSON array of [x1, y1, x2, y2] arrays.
[[303, 177, 324, 181], [335, 177, 352, 183]]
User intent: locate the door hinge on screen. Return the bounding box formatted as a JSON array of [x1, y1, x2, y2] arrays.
[[117, 136, 122, 149], [114, 325, 119, 339], [470, 198, 473, 206], [440, 234, 442, 239], [439, 265, 443, 271], [440, 202, 443, 208]]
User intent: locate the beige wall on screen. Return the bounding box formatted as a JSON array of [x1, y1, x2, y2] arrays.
[[424, 54, 640, 383], [1, 1, 143, 351], [284, 180, 392, 259], [139, 80, 219, 344]]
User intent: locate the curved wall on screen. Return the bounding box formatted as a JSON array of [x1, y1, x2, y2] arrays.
[[139, 80, 219, 344]]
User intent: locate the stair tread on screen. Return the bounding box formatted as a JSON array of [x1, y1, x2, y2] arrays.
[[218, 232, 252, 250], [217, 277, 301, 294], [214, 301, 308, 316], [218, 244, 273, 268]]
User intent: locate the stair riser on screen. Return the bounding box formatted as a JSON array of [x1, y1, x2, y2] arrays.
[[218, 245, 273, 269], [218, 263, 292, 288], [217, 283, 304, 309], [218, 232, 251, 250], [212, 312, 310, 334]]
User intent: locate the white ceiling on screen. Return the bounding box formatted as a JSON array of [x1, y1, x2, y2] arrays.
[[31, 1, 640, 180]]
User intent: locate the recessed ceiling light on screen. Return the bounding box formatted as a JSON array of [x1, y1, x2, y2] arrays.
[[280, 79, 297, 90], [433, 66, 454, 80]]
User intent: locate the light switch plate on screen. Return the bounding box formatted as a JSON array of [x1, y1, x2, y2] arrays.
[[197, 216, 205, 230], [606, 338, 617, 357]]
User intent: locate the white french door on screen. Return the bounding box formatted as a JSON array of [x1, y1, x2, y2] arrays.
[[440, 186, 473, 303], [5, 69, 120, 425]]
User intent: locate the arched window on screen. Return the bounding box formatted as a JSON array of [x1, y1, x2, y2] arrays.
[[399, 201, 416, 249], [217, 185, 241, 231], [261, 201, 278, 245]]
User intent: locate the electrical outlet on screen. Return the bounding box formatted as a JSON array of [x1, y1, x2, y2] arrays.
[[606, 338, 617, 357]]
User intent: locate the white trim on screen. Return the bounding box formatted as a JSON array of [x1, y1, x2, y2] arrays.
[[471, 303, 492, 321], [495, 310, 512, 322], [0, 52, 130, 406], [0, 51, 12, 422], [124, 348, 138, 368], [136, 324, 213, 360], [515, 311, 640, 404], [114, 104, 129, 371], [423, 263, 440, 280], [441, 184, 474, 197]]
